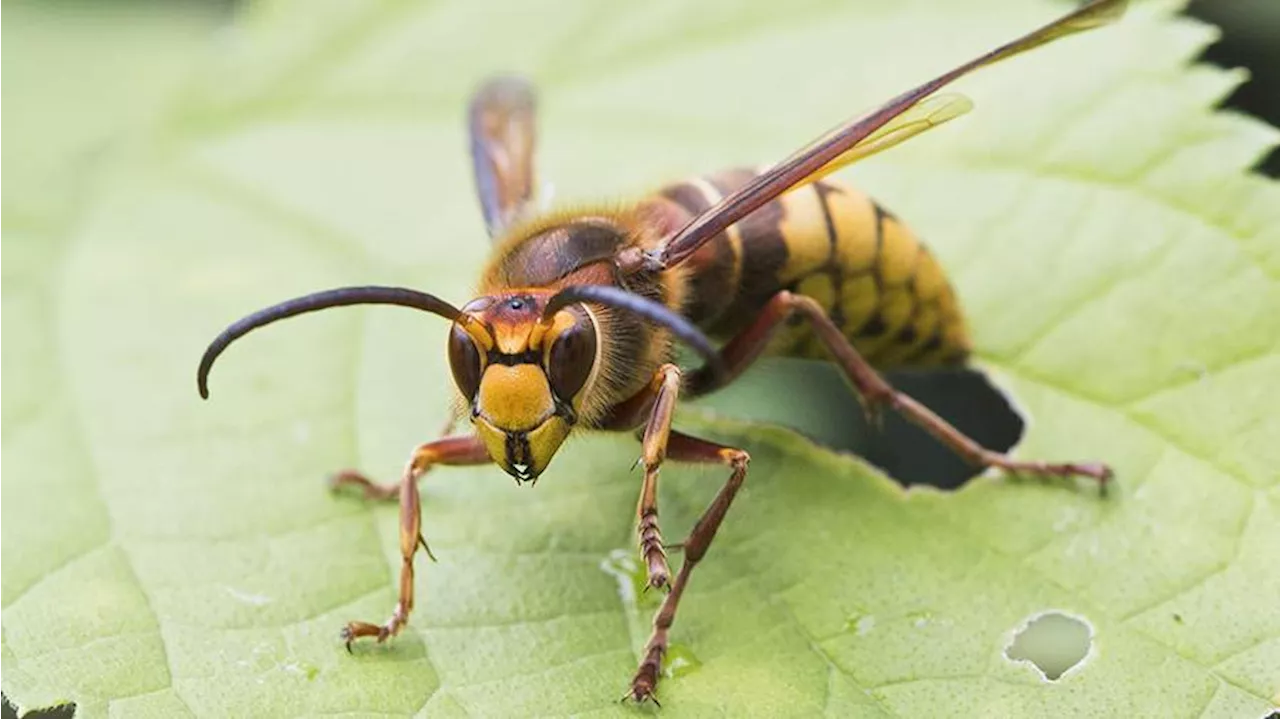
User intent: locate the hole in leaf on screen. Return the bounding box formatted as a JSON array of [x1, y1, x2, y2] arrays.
[[1005, 611, 1093, 680], [691, 358, 1024, 489], [2, 696, 76, 719]]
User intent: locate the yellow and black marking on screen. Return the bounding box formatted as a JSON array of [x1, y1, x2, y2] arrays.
[[477, 210, 687, 419], [653, 167, 969, 368]]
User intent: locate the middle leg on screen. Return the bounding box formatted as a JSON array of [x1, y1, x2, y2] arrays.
[[627, 431, 751, 705], [330, 410, 466, 501]]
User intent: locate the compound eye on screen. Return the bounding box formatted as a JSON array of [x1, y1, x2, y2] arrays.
[[547, 311, 597, 401], [448, 325, 482, 399]]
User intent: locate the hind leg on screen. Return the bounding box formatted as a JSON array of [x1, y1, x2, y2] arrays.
[[685, 290, 1112, 491]]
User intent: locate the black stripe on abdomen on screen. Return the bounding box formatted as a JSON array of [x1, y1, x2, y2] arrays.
[[659, 179, 741, 327], [705, 169, 790, 337]]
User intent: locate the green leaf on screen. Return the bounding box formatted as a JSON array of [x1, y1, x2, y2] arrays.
[[2, 3, 225, 715], [4, 0, 1279, 716]]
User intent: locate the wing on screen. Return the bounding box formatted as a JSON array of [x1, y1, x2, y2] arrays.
[[789, 93, 973, 190], [647, 0, 1127, 272], [469, 75, 538, 238]]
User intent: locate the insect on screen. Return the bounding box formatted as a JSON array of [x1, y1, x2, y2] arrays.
[[197, 0, 1125, 705]]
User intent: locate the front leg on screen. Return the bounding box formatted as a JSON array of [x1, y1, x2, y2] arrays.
[[337, 435, 491, 648], [331, 411, 464, 500]]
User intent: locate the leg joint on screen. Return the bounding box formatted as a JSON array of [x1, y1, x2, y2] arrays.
[[721, 448, 750, 471], [407, 447, 438, 476], [656, 362, 682, 384]]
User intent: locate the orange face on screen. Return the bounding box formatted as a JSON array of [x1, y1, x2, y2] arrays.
[[447, 293, 599, 482]]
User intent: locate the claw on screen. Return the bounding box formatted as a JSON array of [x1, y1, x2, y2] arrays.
[[622, 687, 661, 707], [341, 620, 391, 651], [1082, 463, 1114, 497], [627, 649, 664, 707], [645, 571, 670, 593], [641, 547, 671, 594]]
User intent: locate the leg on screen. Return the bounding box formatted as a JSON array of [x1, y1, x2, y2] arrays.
[[687, 291, 1112, 490], [634, 364, 683, 591], [330, 469, 399, 501], [628, 432, 750, 704], [331, 413, 464, 501], [340, 435, 491, 648]]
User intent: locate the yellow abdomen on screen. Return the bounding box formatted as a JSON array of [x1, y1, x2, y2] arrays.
[[650, 167, 969, 368]]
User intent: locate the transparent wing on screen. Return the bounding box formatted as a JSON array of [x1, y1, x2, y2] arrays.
[[469, 75, 538, 238], [789, 93, 973, 189]]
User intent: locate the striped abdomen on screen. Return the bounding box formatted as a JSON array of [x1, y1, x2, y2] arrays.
[[646, 168, 970, 368]]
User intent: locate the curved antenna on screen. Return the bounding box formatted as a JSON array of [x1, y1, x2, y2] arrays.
[[543, 285, 724, 381], [198, 286, 463, 400]]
